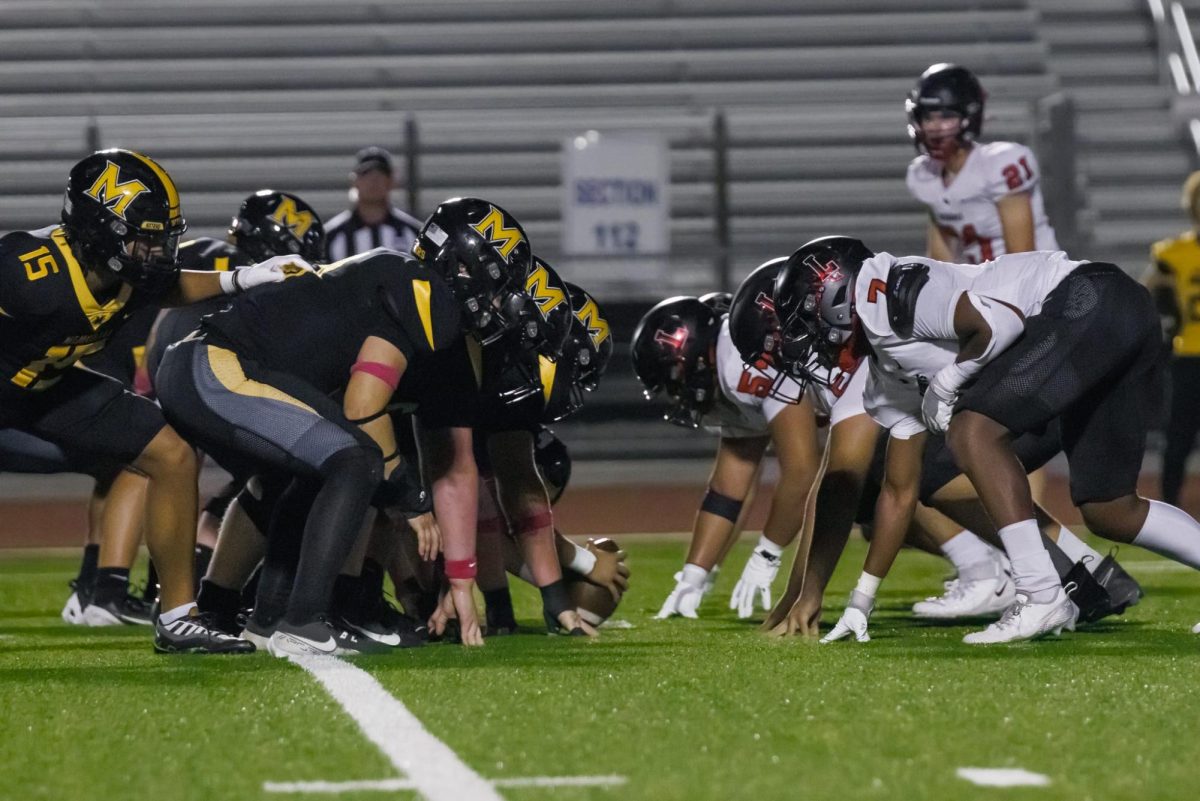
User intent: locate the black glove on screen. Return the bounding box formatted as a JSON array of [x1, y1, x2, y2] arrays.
[[372, 459, 432, 516]]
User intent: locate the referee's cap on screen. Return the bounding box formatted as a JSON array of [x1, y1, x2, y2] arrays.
[[353, 146, 394, 175]]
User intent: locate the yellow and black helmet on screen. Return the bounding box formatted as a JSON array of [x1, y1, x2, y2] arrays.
[[62, 148, 187, 293], [228, 189, 326, 263]]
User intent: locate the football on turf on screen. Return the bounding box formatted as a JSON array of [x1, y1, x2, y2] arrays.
[[566, 537, 623, 626]]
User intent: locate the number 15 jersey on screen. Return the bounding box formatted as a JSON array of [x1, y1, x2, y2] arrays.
[[906, 141, 1059, 264]]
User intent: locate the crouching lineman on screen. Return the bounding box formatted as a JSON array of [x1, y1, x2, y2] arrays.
[[0, 149, 309, 652], [632, 263, 872, 621], [474, 278, 618, 634], [773, 237, 1200, 643]]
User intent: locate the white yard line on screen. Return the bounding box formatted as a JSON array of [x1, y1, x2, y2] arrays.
[[286, 654, 502, 801], [956, 768, 1051, 788], [263, 776, 628, 794]]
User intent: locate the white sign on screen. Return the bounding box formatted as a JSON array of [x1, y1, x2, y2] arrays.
[[562, 131, 669, 282]]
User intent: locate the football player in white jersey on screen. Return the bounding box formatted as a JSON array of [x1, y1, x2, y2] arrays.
[[905, 63, 1059, 265], [774, 238, 1200, 644], [632, 266, 873, 621]]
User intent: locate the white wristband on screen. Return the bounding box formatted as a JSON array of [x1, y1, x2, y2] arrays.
[[567, 542, 598, 576], [219, 270, 238, 295]]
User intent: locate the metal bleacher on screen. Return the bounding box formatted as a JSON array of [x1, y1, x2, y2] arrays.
[[0, 0, 1063, 459]]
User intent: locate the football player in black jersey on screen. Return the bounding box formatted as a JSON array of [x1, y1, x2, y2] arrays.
[[472, 280, 617, 635], [156, 197, 536, 653], [0, 149, 307, 653]]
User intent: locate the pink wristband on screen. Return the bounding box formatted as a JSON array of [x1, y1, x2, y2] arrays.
[[445, 558, 477, 580], [351, 360, 401, 390], [514, 509, 553, 535]]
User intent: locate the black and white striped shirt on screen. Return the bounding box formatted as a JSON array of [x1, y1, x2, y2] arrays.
[[324, 206, 422, 261]]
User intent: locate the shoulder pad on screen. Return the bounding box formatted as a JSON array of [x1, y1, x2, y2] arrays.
[[886, 262, 931, 339]]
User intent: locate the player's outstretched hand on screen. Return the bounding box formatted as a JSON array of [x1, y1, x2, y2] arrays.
[[585, 538, 630, 602], [655, 573, 703, 619], [820, 606, 871, 644], [228, 254, 314, 293], [730, 547, 781, 619]]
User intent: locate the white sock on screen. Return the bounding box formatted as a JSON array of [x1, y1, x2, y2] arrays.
[[1133, 500, 1200, 570], [997, 520, 1060, 602], [940, 530, 993, 572], [756, 534, 784, 558], [681, 563, 709, 589], [1054, 526, 1105, 572], [159, 602, 197, 625]]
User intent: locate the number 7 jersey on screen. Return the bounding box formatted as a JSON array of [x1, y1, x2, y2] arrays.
[[906, 141, 1059, 264]]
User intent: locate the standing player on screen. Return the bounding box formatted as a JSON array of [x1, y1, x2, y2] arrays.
[[773, 238, 1200, 643], [1145, 171, 1200, 507], [905, 63, 1059, 264]]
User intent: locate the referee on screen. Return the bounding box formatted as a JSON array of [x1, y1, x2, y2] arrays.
[[325, 146, 422, 261]]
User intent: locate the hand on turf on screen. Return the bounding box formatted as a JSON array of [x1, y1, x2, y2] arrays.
[[820, 606, 871, 643], [556, 609, 599, 637], [920, 367, 960, 434], [655, 573, 703, 619], [585, 538, 630, 602], [429, 579, 484, 646], [764, 600, 822, 638], [232, 254, 315, 292], [730, 547, 781, 619], [405, 512, 441, 562]]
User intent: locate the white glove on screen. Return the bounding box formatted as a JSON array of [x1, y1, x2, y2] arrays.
[[701, 564, 720, 598], [655, 572, 704, 619], [820, 606, 871, 644], [729, 547, 781, 619], [920, 366, 962, 434], [221, 254, 314, 294]]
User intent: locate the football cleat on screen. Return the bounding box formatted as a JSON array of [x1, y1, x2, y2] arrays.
[[83, 594, 155, 627], [1092, 551, 1144, 614], [268, 618, 392, 658], [240, 616, 276, 651], [61, 580, 88, 625], [962, 587, 1078, 645], [912, 559, 1015, 620], [154, 612, 255, 654]]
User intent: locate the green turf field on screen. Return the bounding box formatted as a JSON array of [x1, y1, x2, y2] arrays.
[[2, 536, 1198, 801]]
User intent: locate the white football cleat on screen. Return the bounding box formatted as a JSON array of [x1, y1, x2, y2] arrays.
[[962, 587, 1078, 645], [61, 589, 85, 625], [701, 565, 720, 598], [912, 561, 1015, 620], [655, 573, 704, 619], [1192, 621, 1200, 634]]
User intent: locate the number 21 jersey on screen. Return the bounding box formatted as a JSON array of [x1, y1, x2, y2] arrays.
[[906, 141, 1059, 264]]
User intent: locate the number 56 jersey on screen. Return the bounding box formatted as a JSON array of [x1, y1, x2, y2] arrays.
[[707, 318, 867, 438], [906, 141, 1059, 264]]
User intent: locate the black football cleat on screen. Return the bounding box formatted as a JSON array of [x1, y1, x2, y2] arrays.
[[1092, 551, 1144, 615], [268, 618, 392, 658], [1062, 560, 1116, 625], [83, 593, 155, 627], [61, 579, 91, 626], [154, 612, 256, 654]]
